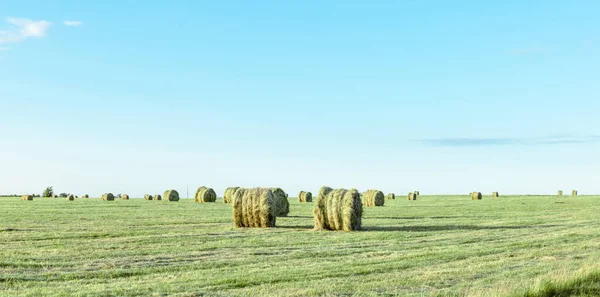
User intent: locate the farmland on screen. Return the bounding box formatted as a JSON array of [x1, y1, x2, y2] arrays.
[[1, 194, 599, 296]]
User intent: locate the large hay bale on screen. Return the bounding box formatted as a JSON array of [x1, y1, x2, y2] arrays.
[[66, 194, 75, 201], [122, 194, 130, 200], [298, 191, 313, 202], [154, 194, 162, 201], [313, 186, 362, 231], [492, 192, 499, 198], [558, 190, 563, 196], [387, 193, 395, 200], [471, 192, 482, 200], [269, 188, 289, 217], [572, 190, 578, 196], [82, 194, 89, 199], [144, 194, 153, 200], [232, 188, 276, 228], [363, 190, 385, 207], [101, 193, 115, 201], [164, 190, 179, 202], [195, 187, 216, 203], [408, 192, 417, 200], [223, 187, 240, 203], [21, 195, 33, 201]]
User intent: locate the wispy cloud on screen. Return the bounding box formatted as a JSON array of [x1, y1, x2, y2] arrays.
[[418, 135, 600, 147], [0, 17, 51, 45], [63, 20, 82, 27]]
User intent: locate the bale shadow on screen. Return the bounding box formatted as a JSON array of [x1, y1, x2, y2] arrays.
[[276, 225, 314, 230], [284, 216, 313, 219], [372, 216, 463, 220], [362, 224, 561, 232]]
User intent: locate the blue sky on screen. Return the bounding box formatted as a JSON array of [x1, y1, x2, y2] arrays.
[[1, 1, 599, 197]]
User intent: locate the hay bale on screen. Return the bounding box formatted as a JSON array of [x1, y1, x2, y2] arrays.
[[232, 188, 276, 228], [164, 190, 179, 202], [144, 194, 153, 200], [269, 188, 289, 216], [408, 192, 417, 200], [363, 190, 385, 206], [21, 195, 33, 201], [66, 194, 75, 201], [52, 194, 58, 198], [572, 190, 578, 196], [415, 191, 420, 196], [298, 191, 313, 202], [387, 193, 395, 200], [223, 187, 240, 203], [558, 190, 563, 196], [82, 194, 89, 199], [154, 194, 162, 201], [101, 193, 115, 201], [471, 192, 482, 200], [313, 186, 362, 231], [195, 187, 216, 203], [122, 194, 130, 200], [492, 192, 499, 198]]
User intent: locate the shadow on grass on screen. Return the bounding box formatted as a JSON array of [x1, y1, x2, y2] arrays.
[[275, 225, 315, 230], [372, 216, 464, 220], [362, 224, 561, 232], [284, 216, 313, 219], [519, 271, 600, 297]]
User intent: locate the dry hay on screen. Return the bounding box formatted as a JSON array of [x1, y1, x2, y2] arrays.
[[313, 186, 362, 231], [122, 194, 130, 200], [572, 190, 578, 196], [195, 187, 216, 203], [387, 193, 395, 200], [66, 194, 75, 201], [363, 190, 385, 207], [408, 192, 417, 200], [298, 191, 313, 203], [471, 192, 482, 200], [154, 194, 162, 201], [82, 194, 89, 199], [269, 188, 289, 217], [101, 193, 115, 201], [232, 188, 276, 228], [558, 190, 563, 196], [21, 195, 33, 201], [164, 190, 180, 202], [223, 187, 240, 203], [492, 192, 499, 198], [144, 194, 153, 200]]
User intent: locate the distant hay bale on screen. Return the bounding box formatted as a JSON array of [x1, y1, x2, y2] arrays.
[[101, 193, 115, 201], [313, 186, 362, 231], [66, 194, 75, 201], [269, 188, 289, 217], [572, 190, 578, 196], [154, 194, 162, 201], [558, 190, 563, 196], [21, 195, 33, 201], [82, 194, 89, 199], [122, 194, 130, 200], [144, 194, 153, 200], [388, 193, 395, 200], [52, 194, 58, 198], [415, 191, 420, 196], [232, 188, 276, 228], [195, 187, 216, 203], [492, 192, 499, 198], [164, 190, 179, 202], [298, 191, 313, 202], [471, 192, 482, 200], [363, 190, 385, 207], [408, 193, 417, 200], [223, 187, 240, 203]]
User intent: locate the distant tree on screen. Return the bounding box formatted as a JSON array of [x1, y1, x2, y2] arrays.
[[42, 186, 54, 198]]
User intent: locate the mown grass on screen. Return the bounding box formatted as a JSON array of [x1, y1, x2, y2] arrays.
[[0, 194, 599, 296]]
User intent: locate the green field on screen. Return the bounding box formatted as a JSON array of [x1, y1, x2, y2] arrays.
[[1, 195, 599, 296]]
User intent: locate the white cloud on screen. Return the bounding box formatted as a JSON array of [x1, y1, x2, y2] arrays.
[[63, 20, 82, 27], [0, 17, 52, 44]]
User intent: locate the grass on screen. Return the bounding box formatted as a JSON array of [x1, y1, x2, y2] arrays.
[[1, 194, 599, 296]]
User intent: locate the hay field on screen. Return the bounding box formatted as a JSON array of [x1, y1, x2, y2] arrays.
[[1, 195, 600, 296]]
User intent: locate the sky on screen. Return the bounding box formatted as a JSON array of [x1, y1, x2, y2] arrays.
[[1, 1, 599, 197]]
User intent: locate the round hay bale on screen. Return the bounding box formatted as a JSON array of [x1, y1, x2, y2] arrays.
[[154, 194, 162, 201], [269, 188, 289, 217], [122, 194, 130, 200], [471, 192, 482, 200], [144, 194, 153, 200], [415, 191, 420, 196], [298, 191, 313, 203], [52, 194, 58, 198], [363, 190, 385, 207], [164, 190, 179, 202], [558, 190, 563, 196], [66, 194, 75, 201], [387, 193, 395, 200], [223, 187, 240, 203], [232, 188, 276, 228], [408, 192, 417, 200], [492, 192, 499, 198], [21, 195, 33, 201], [313, 186, 362, 231], [101, 193, 115, 201], [82, 194, 89, 199], [572, 190, 578, 196], [195, 187, 216, 203]]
